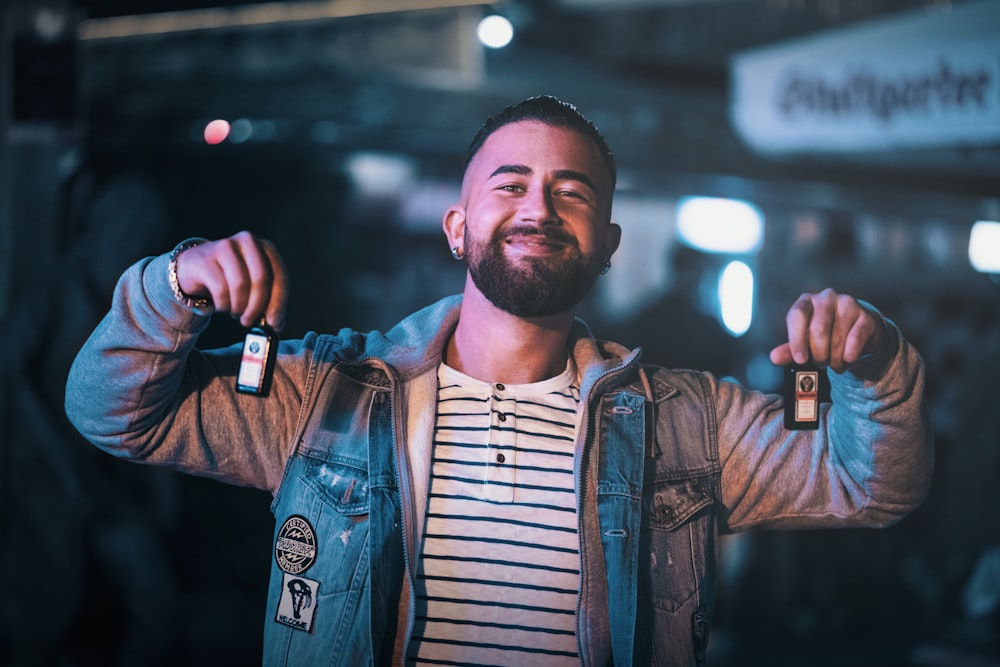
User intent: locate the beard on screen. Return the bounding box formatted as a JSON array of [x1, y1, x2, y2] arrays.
[[465, 225, 605, 318]]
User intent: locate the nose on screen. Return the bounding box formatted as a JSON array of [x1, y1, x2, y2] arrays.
[[518, 186, 560, 225]]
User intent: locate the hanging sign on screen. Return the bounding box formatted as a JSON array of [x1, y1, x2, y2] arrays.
[[729, 0, 1000, 154]]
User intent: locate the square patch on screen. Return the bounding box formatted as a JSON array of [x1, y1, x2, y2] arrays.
[[275, 572, 320, 633]]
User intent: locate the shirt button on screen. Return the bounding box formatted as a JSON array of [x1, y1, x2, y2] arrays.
[[495, 383, 505, 391], [496, 453, 506, 463], [497, 413, 507, 422]]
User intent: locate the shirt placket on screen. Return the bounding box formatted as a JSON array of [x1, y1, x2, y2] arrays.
[[483, 382, 515, 503]]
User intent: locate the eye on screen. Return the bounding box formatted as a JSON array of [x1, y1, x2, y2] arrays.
[[554, 187, 591, 201], [498, 183, 525, 193]]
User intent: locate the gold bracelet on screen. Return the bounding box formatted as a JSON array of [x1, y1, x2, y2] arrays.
[[167, 239, 212, 309]]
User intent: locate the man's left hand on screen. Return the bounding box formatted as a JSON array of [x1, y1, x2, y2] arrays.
[[769, 288, 887, 373]]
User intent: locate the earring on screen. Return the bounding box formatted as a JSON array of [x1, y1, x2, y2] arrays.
[[600, 260, 611, 275], [451, 246, 464, 260]]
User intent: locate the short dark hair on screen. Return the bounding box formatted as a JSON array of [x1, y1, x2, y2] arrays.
[[464, 95, 617, 188]]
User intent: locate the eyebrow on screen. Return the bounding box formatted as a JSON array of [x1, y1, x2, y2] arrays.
[[489, 164, 598, 193]]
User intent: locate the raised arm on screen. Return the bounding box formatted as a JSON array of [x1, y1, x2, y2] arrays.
[[718, 288, 933, 531], [65, 232, 308, 492]]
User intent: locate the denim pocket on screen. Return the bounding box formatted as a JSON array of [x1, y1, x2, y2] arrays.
[[287, 457, 371, 596], [299, 457, 371, 515], [638, 476, 713, 612]]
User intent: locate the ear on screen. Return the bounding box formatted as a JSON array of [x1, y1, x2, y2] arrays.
[[442, 205, 466, 251], [604, 221, 622, 259]]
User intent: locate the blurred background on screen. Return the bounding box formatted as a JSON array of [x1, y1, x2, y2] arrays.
[[1, 0, 998, 664]]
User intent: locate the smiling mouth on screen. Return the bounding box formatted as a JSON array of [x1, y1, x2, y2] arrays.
[[505, 234, 563, 248], [503, 237, 569, 259], [502, 229, 574, 251]]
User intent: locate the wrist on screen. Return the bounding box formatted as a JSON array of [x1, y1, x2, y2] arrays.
[[168, 238, 212, 310]]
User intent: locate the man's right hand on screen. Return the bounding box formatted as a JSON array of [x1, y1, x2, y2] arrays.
[[175, 231, 288, 331]]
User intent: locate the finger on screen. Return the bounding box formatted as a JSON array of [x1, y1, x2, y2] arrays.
[[785, 294, 814, 365], [769, 342, 793, 366], [827, 294, 858, 372], [261, 239, 289, 331], [806, 288, 838, 366], [218, 236, 256, 321], [201, 257, 233, 314], [841, 318, 867, 368], [842, 306, 884, 365], [223, 232, 272, 327]]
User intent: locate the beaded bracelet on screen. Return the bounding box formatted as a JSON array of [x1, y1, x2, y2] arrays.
[[167, 239, 212, 309]]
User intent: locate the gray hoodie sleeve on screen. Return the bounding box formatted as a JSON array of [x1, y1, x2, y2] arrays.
[[716, 317, 934, 531], [65, 252, 314, 493]]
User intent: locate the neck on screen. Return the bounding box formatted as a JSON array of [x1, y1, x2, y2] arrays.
[[445, 280, 575, 384]]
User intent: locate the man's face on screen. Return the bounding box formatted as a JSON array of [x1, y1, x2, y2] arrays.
[[448, 121, 620, 318]]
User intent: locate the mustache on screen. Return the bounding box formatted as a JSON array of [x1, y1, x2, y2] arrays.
[[495, 225, 577, 246]]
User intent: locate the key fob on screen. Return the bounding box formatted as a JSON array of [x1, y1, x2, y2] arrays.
[[237, 319, 277, 397], [784, 364, 820, 430]]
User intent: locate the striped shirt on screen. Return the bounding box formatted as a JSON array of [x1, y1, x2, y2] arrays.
[[408, 361, 582, 666]]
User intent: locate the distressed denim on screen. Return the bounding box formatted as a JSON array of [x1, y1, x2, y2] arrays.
[[67, 253, 933, 666]]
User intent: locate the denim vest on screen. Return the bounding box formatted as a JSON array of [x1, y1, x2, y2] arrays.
[[263, 336, 721, 667]]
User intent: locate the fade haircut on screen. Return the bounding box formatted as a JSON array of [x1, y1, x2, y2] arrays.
[[464, 95, 617, 189]]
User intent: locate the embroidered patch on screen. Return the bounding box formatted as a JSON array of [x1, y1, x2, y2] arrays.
[[275, 572, 320, 633], [275, 515, 317, 574]]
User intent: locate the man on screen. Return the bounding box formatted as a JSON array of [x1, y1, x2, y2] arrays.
[[66, 96, 933, 666]]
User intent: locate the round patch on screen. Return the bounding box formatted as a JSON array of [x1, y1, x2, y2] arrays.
[[275, 514, 318, 574]]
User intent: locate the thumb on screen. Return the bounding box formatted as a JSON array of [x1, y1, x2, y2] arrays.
[[769, 343, 794, 366]]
